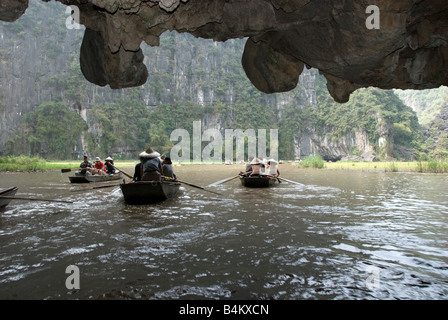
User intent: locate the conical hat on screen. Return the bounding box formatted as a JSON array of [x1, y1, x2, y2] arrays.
[[250, 157, 261, 165], [139, 147, 160, 158]]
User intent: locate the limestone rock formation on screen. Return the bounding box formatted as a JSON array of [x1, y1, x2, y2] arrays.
[[1, 0, 447, 102]]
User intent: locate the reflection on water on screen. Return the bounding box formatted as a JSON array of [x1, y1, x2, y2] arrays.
[[0, 165, 447, 299]]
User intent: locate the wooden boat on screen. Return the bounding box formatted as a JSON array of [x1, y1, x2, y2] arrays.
[[240, 175, 277, 188], [69, 171, 122, 183], [0, 186, 18, 210], [120, 180, 181, 204], [85, 172, 123, 183], [68, 172, 89, 183]]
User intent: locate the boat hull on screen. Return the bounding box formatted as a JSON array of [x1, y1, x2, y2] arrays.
[[85, 172, 123, 183], [120, 180, 181, 204], [0, 186, 18, 210], [240, 175, 277, 188], [69, 172, 123, 183]]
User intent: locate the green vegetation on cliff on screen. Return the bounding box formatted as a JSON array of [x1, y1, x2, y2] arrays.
[[0, 0, 446, 162]]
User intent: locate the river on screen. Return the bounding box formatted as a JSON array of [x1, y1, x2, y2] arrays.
[[0, 164, 447, 300]]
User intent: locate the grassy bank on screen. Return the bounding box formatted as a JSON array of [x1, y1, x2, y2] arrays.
[[324, 160, 448, 173], [1, 155, 447, 174], [0, 156, 80, 171]]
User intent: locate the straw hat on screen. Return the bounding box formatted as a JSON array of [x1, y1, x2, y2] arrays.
[[105, 157, 113, 161], [268, 159, 278, 164], [250, 157, 261, 165], [139, 147, 160, 159]]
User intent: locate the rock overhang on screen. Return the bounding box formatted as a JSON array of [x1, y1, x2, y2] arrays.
[[1, 0, 447, 102]]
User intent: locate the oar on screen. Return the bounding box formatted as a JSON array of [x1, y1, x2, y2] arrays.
[[92, 184, 121, 190], [208, 175, 239, 187], [112, 166, 133, 180], [277, 177, 303, 186], [176, 179, 222, 195], [61, 168, 78, 173], [208, 171, 251, 187], [0, 195, 73, 204]]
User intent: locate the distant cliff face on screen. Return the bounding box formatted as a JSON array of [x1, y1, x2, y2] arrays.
[[0, 1, 421, 161]]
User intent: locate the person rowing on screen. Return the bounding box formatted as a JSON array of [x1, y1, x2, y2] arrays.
[[139, 147, 163, 181]]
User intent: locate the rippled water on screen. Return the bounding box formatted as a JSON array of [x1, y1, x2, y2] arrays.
[[0, 165, 447, 300]]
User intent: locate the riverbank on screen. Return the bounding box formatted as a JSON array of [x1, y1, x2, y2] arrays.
[[1, 156, 447, 173], [324, 160, 448, 173]]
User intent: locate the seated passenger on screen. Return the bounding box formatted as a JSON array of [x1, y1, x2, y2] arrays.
[[79, 155, 93, 175], [266, 159, 280, 177], [133, 157, 143, 182], [249, 157, 263, 176], [105, 157, 116, 174], [162, 157, 176, 179], [92, 157, 106, 175], [140, 147, 163, 181]]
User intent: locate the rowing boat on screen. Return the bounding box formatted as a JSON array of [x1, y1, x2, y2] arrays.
[[85, 172, 123, 183], [120, 180, 181, 204], [69, 171, 123, 183], [240, 175, 277, 188], [0, 186, 18, 210], [68, 172, 89, 183]]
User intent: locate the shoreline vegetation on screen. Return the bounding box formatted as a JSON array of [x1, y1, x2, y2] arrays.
[[0, 155, 447, 174]]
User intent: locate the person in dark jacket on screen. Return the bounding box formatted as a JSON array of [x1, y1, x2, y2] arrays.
[[79, 155, 93, 174], [133, 157, 143, 181], [104, 157, 116, 174], [139, 147, 163, 181]]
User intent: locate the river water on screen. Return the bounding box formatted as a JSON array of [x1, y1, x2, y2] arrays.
[[0, 164, 447, 300]]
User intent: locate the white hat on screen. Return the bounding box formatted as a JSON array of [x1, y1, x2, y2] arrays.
[[268, 159, 278, 164], [95, 157, 101, 162], [250, 157, 261, 165], [105, 157, 113, 161], [139, 147, 160, 159]]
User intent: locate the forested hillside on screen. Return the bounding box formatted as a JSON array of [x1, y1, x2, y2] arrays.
[[0, 0, 446, 161], [395, 88, 448, 126]]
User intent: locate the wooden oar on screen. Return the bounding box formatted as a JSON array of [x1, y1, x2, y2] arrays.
[[61, 168, 78, 173], [208, 171, 251, 187], [208, 175, 239, 187], [277, 177, 303, 186], [92, 184, 121, 190], [176, 179, 222, 195], [112, 166, 133, 180], [0, 195, 73, 204]]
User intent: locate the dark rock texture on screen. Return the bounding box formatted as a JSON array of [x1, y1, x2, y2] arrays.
[[2, 0, 448, 102], [0, 0, 28, 22]]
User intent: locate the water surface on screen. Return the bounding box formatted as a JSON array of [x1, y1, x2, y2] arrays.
[[0, 164, 447, 299]]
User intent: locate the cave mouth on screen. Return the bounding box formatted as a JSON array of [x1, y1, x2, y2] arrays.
[[1, 0, 447, 102]]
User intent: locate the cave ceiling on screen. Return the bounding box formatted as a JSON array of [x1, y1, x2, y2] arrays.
[[1, 0, 447, 102]]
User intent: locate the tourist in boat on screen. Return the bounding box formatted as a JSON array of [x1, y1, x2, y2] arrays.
[[162, 157, 176, 179], [239, 156, 254, 177], [79, 155, 93, 175], [91, 157, 106, 175], [133, 157, 143, 181], [266, 159, 280, 177], [249, 157, 263, 176], [258, 155, 267, 174], [104, 157, 116, 174], [246, 156, 254, 174], [140, 147, 163, 181]]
